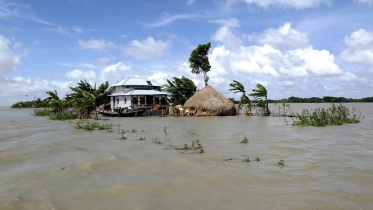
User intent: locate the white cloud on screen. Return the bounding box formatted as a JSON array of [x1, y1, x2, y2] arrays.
[[78, 39, 116, 51], [65, 69, 96, 80], [0, 35, 20, 75], [100, 62, 133, 82], [340, 29, 373, 64], [235, 0, 331, 9], [144, 13, 202, 28], [250, 23, 309, 51], [123, 37, 170, 60], [42, 26, 70, 35], [212, 26, 243, 51], [0, 76, 74, 105], [147, 72, 170, 85]]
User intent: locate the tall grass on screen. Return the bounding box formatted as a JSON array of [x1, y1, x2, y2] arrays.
[[292, 103, 361, 127], [33, 108, 51, 116], [33, 108, 74, 120], [49, 112, 74, 120]]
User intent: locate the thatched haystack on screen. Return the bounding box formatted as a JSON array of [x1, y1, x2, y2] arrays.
[[183, 85, 236, 116]]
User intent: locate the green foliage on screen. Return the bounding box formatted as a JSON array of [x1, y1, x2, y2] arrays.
[[229, 80, 252, 115], [11, 98, 46, 108], [33, 108, 51, 116], [256, 157, 260, 161], [163, 76, 196, 105], [292, 103, 360, 127], [249, 84, 270, 115], [278, 160, 285, 166], [189, 42, 211, 86], [241, 157, 250, 162], [75, 121, 113, 131], [49, 112, 74, 120], [163, 127, 168, 135]]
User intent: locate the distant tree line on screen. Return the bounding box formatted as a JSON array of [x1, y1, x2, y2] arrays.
[[267, 96, 373, 103]]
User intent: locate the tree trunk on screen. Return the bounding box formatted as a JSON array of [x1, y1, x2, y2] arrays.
[[204, 72, 209, 87], [265, 96, 270, 116]]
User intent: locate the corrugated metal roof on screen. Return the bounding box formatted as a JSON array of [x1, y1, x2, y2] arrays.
[[108, 89, 170, 96], [111, 77, 161, 87]]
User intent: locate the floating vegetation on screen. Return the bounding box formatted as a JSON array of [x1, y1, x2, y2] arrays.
[[176, 140, 204, 153], [164, 127, 168, 135], [131, 129, 136, 133], [120, 129, 125, 134], [278, 159, 285, 166], [120, 135, 127, 140], [292, 103, 361, 127], [33, 108, 51, 116], [187, 130, 195, 135], [49, 112, 74, 120], [75, 121, 113, 132], [256, 157, 260, 161], [241, 137, 249, 143], [139, 136, 146, 140], [241, 157, 250, 162]]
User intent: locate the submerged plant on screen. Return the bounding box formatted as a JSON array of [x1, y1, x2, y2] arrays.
[[256, 157, 260, 161], [139, 136, 146, 140], [292, 103, 361, 127], [278, 159, 285, 166], [241, 157, 250, 162], [120, 135, 127, 140], [164, 127, 168, 135], [131, 128, 136, 133]]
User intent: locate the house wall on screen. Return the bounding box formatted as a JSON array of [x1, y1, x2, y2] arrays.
[[110, 95, 132, 111]]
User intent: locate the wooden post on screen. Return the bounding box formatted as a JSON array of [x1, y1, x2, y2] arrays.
[[245, 104, 248, 116], [162, 109, 163, 117]]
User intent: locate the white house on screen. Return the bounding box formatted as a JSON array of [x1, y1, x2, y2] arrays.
[[107, 77, 170, 112]]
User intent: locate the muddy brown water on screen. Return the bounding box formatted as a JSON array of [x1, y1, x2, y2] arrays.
[[0, 104, 372, 210]]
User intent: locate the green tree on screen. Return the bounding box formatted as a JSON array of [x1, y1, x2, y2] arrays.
[[249, 84, 270, 116], [163, 76, 196, 105], [189, 42, 211, 87], [44, 90, 66, 113], [66, 87, 98, 120], [229, 80, 251, 115]]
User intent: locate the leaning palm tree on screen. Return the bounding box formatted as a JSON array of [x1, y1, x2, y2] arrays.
[[44, 90, 66, 113], [249, 84, 270, 116], [229, 80, 252, 116], [67, 87, 97, 120]]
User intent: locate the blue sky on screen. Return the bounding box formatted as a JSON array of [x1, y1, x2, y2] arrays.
[[1, 0, 373, 105]]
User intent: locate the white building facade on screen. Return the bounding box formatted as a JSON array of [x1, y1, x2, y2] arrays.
[[107, 77, 170, 111]]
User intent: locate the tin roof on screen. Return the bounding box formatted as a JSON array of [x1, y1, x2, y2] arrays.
[[108, 89, 170, 96], [111, 77, 161, 87]]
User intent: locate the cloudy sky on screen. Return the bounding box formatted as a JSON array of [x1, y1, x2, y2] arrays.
[[1, 0, 373, 105]]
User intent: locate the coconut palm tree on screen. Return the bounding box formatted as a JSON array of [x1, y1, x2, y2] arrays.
[[249, 84, 270, 116], [229, 80, 252, 116]]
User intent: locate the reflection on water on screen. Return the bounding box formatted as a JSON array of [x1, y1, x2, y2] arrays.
[[0, 104, 372, 209]]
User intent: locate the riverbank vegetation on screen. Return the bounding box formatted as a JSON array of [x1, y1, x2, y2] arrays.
[[292, 103, 361, 127], [19, 80, 109, 120]]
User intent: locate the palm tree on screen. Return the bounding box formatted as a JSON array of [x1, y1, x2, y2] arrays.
[[249, 84, 270, 116], [229, 80, 252, 116], [44, 90, 66, 113], [67, 87, 97, 120]]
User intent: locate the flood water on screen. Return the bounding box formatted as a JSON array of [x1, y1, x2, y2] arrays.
[[1, 103, 372, 210]]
